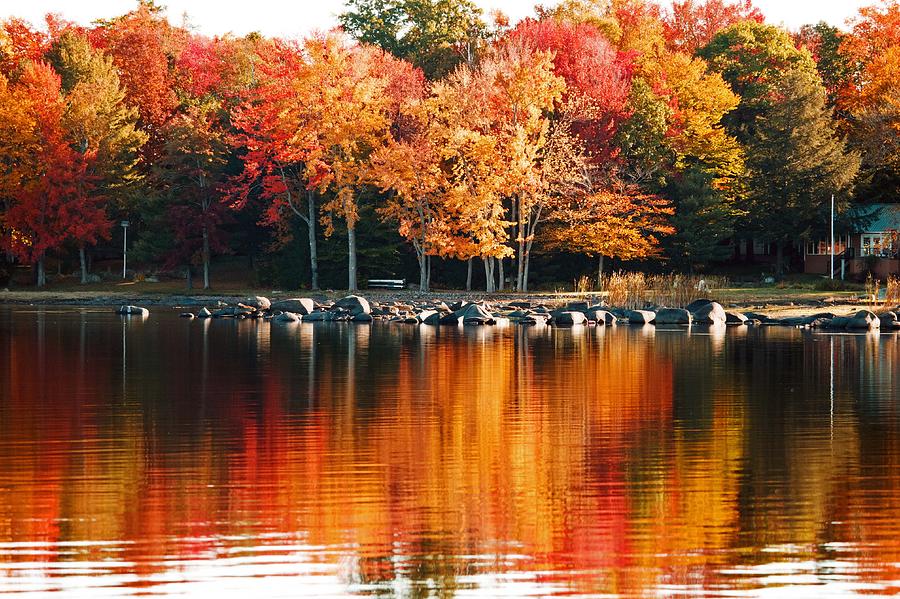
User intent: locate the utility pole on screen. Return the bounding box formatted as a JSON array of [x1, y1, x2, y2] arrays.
[[830, 195, 835, 280], [121, 220, 129, 280]]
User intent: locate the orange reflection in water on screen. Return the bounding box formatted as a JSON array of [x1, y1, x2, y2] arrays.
[[1, 311, 899, 597]]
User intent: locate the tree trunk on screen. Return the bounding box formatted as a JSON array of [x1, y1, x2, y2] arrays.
[[418, 251, 427, 292], [597, 255, 605, 290], [775, 243, 784, 276], [498, 257, 505, 291], [201, 225, 211, 290], [523, 252, 531, 293], [483, 257, 494, 293], [36, 256, 46, 288], [79, 246, 88, 284], [426, 255, 432, 291], [466, 258, 473, 292], [307, 191, 319, 290], [347, 226, 358, 292]]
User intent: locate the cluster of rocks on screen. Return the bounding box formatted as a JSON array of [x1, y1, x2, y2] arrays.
[[116, 295, 900, 333]]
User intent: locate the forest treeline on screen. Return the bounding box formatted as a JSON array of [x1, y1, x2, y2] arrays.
[[0, 0, 897, 291]]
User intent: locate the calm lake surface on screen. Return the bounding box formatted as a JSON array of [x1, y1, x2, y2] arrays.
[[1, 305, 899, 598]]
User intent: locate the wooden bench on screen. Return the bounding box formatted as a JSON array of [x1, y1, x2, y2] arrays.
[[367, 279, 406, 290]]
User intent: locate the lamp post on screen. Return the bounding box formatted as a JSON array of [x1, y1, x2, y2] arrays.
[[121, 220, 129, 280]]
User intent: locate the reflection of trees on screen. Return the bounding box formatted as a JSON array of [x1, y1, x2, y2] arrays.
[[0, 309, 899, 595]]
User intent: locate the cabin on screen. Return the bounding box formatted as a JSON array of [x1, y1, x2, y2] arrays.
[[803, 203, 900, 279]]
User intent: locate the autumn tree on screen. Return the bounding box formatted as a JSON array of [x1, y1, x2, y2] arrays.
[[543, 186, 674, 282], [47, 30, 146, 282], [839, 1, 900, 202], [91, 0, 182, 158], [1, 62, 108, 286], [269, 34, 422, 292], [152, 103, 229, 289], [663, 0, 763, 54]]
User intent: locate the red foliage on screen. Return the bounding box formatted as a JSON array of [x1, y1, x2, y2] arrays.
[[663, 0, 764, 54], [90, 4, 181, 134], [0, 18, 49, 77], [508, 19, 633, 161], [3, 62, 109, 266]]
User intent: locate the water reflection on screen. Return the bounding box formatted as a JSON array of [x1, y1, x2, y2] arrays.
[[0, 307, 898, 597]]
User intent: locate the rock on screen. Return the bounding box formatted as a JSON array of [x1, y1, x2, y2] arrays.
[[685, 298, 715, 313], [626, 310, 656, 325], [271, 298, 316, 315], [566, 301, 590, 313], [847, 310, 880, 330], [584, 309, 614, 324], [692, 302, 727, 325], [179, 312, 195, 319], [654, 307, 692, 325], [416, 310, 438, 324], [423, 311, 443, 326], [554, 311, 588, 326], [274, 311, 301, 323], [197, 307, 212, 318], [456, 303, 493, 321], [825, 316, 851, 329], [725, 311, 748, 325], [245, 296, 271, 310], [879, 311, 898, 324], [83, 273, 102, 284], [333, 295, 371, 316], [439, 313, 461, 325], [353, 313, 374, 323], [449, 300, 470, 312], [116, 305, 149, 317], [509, 301, 532, 309]]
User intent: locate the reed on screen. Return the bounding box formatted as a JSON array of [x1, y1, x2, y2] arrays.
[[883, 275, 899, 308], [603, 272, 728, 309]]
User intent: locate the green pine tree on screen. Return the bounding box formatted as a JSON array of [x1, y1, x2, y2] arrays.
[[745, 69, 860, 273]]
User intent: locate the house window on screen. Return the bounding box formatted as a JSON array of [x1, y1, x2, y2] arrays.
[[806, 236, 848, 256], [861, 234, 895, 257]]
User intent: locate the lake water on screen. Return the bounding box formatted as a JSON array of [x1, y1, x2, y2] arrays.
[[1, 305, 899, 598]]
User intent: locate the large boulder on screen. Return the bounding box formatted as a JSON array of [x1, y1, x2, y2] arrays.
[[725, 311, 749, 325], [879, 312, 900, 330], [197, 307, 212, 318], [439, 313, 461, 325], [692, 302, 727, 325], [245, 296, 271, 310], [416, 310, 438, 324], [626, 310, 656, 325], [271, 298, 315, 315], [333, 295, 371, 316], [274, 311, 301, 323], [686, 298, 715, 313], [352, 313, 374, 323], [847, 310, 880, 330], [654, 307, 692, 325], [554, 311, 588, 326], [117, 305, 149, 317], [585, 309, 615, 325], [566, 301, 590, 313]]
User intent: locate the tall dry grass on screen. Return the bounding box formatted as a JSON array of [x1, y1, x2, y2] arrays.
[[602, 272, 728, 309], [884, 275, 899, 308]]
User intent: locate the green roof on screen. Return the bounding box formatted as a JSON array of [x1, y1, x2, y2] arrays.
[[850, 203, 900, 233]]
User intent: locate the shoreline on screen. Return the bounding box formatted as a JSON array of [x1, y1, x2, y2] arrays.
[[0, 288, 893, 320]]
